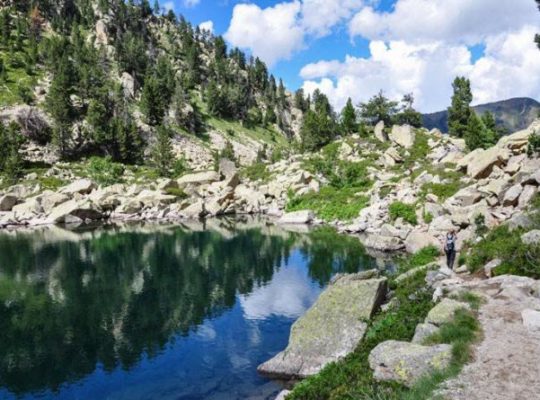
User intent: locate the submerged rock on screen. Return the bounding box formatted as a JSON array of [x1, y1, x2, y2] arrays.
[[369, 340, 452, 387], [257, 277, 387, 379]]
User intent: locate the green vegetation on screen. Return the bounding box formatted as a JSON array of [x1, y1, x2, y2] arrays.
[[528, 130, 540, 156], [164, 187, 188, 199], [397, 245, 440, 275], [465, 225, 540, 278], [0, 121, 25, 183], [359, 91, 422, 128], [241, 162, 271, 182], [287, 186, 369, 222], [87, 156, 125, 186], [288, 251, 434, 400], [389, 201, 418, 225], [421, 181, 461, 201], [448, 76, 473, 139]]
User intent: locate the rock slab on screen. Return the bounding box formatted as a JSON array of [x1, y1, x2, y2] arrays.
[[257, 277, 387, 379], [369, 340, 452, 387]]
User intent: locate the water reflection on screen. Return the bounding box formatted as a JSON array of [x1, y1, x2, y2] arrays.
[[0, 217, 378, 399]]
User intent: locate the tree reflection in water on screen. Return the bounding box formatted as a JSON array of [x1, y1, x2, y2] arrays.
[[0, 218, 378, 396]]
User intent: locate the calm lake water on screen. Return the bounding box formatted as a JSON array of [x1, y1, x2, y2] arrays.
[[0, 218, 382, 400]]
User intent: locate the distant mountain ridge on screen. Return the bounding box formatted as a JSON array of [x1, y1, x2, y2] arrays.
[[422, 97, 540, 134]]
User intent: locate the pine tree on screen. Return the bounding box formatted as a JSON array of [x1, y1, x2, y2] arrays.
[[46, 55, 74, 159], [300, 91, 337, 151], [359, 90, 398, 126], [448, 77, 473, 138], [0, 122, 25, 183], [394, 93, 422, 127], [465, 111, 496, 151], [140, 73, 164, 126], [340, 98, 357, 135], [0, 58, 6, 82], [153, 0, 161, 15], [151, 125, 174, 177]]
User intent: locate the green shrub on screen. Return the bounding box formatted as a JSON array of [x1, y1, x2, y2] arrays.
[[165, 187, 188, 199], [396, 245, 440, 276], [423, 211, 433, 224], [467, 225, 540, 278], [172, 158, 188, 178], [527, 130, 540, 156], [87, 156, 125, 186], [421, 181, 461, 201], [389, 201, 418, 225], [287, 186, 369, 222], [242, 162, 271, 182]]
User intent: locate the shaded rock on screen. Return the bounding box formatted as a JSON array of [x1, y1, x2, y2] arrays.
[[0, 194, 18, 211], [389, 125, 415, 149], [506, 212, 533, 231], [518, 185, 537, 209], [278, 210, 314, 225], [502, 184, 523, 207], [258, 277, 387, 379], [466, 146, 510, 179], [521, 230, 540, 246], [425, 299, 471, 326], [369, 341, 452, 387], [61, 179, 96, 195], [412, 323, 440, 344], [179, 200, 205, 219]]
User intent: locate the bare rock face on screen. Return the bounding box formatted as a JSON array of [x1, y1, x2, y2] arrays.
[[47, 199, 103, 224], [369, 341, 452, 387], [389, 125, 415, 149], [257, 277, 387, 379], [177, 171, 220, 186], [374, 121, 387, 142]]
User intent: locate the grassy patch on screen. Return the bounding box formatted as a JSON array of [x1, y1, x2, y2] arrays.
[[465, 225, 540, 278], [389, 201, 418, 225], [165, 187, 188, 199], [241, 162, 272, 182], [287, 186, 370, 222], [421, 181, 461, 202], [396, 246, 440, 275]]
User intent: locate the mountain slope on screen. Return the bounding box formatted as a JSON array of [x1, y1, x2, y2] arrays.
[[423, 97, 540, 134]]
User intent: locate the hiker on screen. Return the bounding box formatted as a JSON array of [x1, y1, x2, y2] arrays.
[[444, 230, 457, 270]]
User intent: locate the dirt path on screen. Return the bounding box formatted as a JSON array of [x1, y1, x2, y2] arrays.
[[437, 276, 540, 399]]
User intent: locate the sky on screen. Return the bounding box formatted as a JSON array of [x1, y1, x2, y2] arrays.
[[157, 0, 540, 113]]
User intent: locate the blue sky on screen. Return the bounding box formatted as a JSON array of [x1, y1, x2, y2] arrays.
[[158, 0, 540, 112]]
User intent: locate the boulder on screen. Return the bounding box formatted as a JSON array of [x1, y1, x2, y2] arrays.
[[38, 191, 70, 213], [484, 259, 502, 278], [258, 277, 387, 379], [498, 119, 540, 150], [219, 158, 238, 178], [48, 199, 103, 224], [522, 309, 540, 333], [0, 194, 18, 211], [521, 230, 540, 246], [120, 72, 135, 98], [178, 171, 220, 186], [385, 147, 402, 163], [389, 125, 415, 149], [278, 210, 314, 225], [412, 323, 440, 344], [157, 178, 178, 191], [374, 121, 387, 142], [518, 185, 537, 209], [61, 179, 96, 195], [405, 231, 440, 254], [95, 19, 108, 44], [425, 299, 471, 326], [502, 184, 523, 206], [179, 200, 205, 219], [464, 146, 511, 179], [369, 341, 452, 387], [116, 199, 143, 214], [362, 234, 404, 252]]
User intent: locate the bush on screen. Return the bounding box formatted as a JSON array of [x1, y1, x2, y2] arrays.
[[287, 186, 369, 222], [165, 187, 188, 199], [87, 156, 125, 186], [389, 201, 418, 225], [527, 130, 540, 156], [467, 225, 540, 278], [172, 158, 188, 178], [421, 181, 461, 201], [242, 162, 271, 182]]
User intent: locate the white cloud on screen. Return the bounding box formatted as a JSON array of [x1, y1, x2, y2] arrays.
[[183, 0, 200, 8], [199, 20, 214, 34], [349, 0, 538, 44], [301, 25, 540, 113], [239, 265, 320, 320], [224, 0, 365, 66], [162, 1, 174, 12], [224, 2, 304, 67]]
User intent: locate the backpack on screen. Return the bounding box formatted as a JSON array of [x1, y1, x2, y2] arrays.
[[446, 234, 455, 252]]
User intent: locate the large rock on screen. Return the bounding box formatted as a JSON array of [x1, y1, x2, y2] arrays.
[[278, 210, 314, 225], [0, 194, 18, 211], [61, 179, 96, 195], [179, 200, 205, 219], [369, 341, 452, 387], [177, 171, 220, 186], [47, 199, 103, 224], [389, 125, 415, 149], [522, 309, 540, 333], [425, 299, 471, 326], [362, 234, 405, 252], [95, 19, 108, 44], [258, 277, 387, 379], [518, 185, 538, 209], [502, 184, 523, 206], [120, 72, 135, 98], [405, 231, 441, 254], [412, 323, 440, 344], [38, 191, 70, 213], [462, 146, 511, 179], [521, 230, 540, 246], [374, 121, 387, 142]]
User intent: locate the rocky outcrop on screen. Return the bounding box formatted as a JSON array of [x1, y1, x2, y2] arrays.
[[389, 125, 415, 149], [369, 341, 452, 387], [257, 275, 387, 379]]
